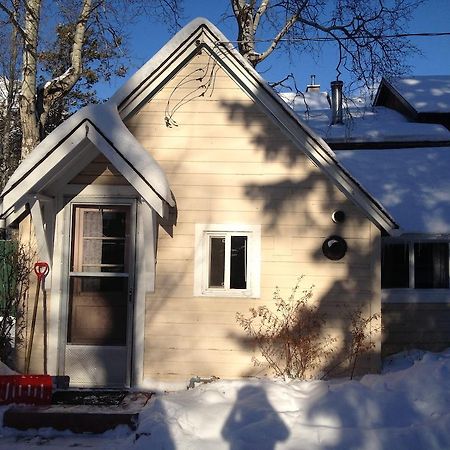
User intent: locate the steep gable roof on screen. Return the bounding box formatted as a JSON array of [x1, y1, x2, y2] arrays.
[[1, 18, 397, 232]]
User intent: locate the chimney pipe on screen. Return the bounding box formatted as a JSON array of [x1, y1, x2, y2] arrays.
[[330, 80, 344, 124], [306, 74, 320, 93]]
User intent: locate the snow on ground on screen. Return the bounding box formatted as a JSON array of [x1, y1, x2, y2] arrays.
[[0, 348, 449, 449], [0, 361, 17, 375]]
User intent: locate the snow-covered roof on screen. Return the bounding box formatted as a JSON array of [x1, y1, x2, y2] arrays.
[[388, 76, 450, 114], [281, 92, 450, 145], [336, 147, 450, 234]]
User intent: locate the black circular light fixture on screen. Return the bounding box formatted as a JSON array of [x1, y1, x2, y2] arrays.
[[332, 210, 346, 223], [322, 235, 347, 260]]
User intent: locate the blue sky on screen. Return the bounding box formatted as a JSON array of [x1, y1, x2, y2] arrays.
[[98, 0, 450, 99]]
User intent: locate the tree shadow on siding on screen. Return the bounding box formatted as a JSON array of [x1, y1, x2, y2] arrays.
[[221, 96, 382, 377]]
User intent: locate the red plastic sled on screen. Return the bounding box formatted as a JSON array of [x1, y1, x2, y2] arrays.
[[0, 375, 52, 405]]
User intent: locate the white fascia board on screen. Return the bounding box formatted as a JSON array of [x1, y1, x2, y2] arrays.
[[1, 125, 90, 215], [3, 204, 27, 227], [2, 109, 94, 196], [107, 18, 396, 233]]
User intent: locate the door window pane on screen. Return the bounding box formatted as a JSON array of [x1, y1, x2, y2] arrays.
[[83, 210, 126, 238], [381, 243, 409, 288], [73, 207, 128, 273], [230, 236, 247, 289], [67, 276, 127, 345], [82, 240, 125, 271], [209, 237, 225, 288], [414, 243, 449, 288]]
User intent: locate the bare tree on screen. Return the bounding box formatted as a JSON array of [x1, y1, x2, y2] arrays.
[[0, 0, 181, 158], [0, 0, 21, 188], [230, 0, 422, 90]]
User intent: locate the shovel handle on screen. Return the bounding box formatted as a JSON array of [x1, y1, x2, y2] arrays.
[[34, 261, 49, 281]]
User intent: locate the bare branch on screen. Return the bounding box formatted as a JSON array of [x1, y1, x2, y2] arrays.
[[253, 0, 268, 30], [257, 11, 299, 64], [0, 1, 26, 40]]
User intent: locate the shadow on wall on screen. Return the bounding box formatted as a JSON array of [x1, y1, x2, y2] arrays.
[[221, 95, 381, 378], [222, 385, 289, 450]]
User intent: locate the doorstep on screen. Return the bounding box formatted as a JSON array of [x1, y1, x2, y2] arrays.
[[3, 391, 152, 433]]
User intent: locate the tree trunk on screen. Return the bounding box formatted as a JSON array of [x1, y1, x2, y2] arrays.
[[235, 3, 258, 66], [19, 0, 41, 158]]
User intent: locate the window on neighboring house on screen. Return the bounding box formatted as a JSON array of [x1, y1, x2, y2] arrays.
[[414, 243, 449, 288], [194, 224, 261, 297], [382, 240, 450, 289], [381, 242, 409, 288]]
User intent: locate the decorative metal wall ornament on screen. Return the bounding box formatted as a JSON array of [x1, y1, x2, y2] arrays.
[[164, 48, 220, 128], [322, 235, 347, 260]]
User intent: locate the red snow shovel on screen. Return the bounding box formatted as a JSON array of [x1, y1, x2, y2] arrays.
[[25, 261, 49, 375]]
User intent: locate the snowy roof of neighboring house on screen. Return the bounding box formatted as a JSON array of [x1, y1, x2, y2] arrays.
[[387, 76, 450, 114], [281, 91, 450, 145], [281, 87, 450, 234], [336, 147, 450, 234]]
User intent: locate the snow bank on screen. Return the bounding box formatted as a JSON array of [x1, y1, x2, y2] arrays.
[[0, 361, 17, 375], [135, 348, 450, 450], [0, 349, 448, 449]]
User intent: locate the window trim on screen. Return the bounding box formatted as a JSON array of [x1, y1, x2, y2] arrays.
[[194, 224, 261, 298]]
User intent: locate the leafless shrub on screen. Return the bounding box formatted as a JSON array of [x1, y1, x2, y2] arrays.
[[237, 277, 380, 380], [236, 277, 336, 380], [346, 308, 380, 379], [0, 239, 34, 365]]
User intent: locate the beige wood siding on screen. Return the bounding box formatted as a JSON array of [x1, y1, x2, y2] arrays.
[[13, 216, 47, 374], [69, 154, 129, 185], [126, 51, 382, 382], [382, 303, 450, 356]]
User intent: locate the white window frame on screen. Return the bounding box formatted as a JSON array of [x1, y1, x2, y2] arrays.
[[194, 224, 261, 298]]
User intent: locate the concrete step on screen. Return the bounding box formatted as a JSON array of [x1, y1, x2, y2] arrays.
[[3, 392, 152, 433]]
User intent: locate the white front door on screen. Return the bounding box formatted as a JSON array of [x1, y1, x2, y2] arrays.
[[63, 204, 135, 387]]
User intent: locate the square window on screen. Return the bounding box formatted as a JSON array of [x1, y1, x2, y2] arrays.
[[194, 224, 260, 297]]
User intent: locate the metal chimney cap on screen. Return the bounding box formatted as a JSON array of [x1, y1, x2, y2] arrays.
[[330, 80, 344, 87]]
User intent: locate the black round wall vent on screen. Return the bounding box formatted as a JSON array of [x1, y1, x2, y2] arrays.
[[322, 235, 347, 260], [332, 210, 346, 223]]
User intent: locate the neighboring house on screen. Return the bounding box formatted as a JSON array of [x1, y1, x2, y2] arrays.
[[283, 77, 450, 356], [2, 18, 441, 389], [375, 75, 450, 131]]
